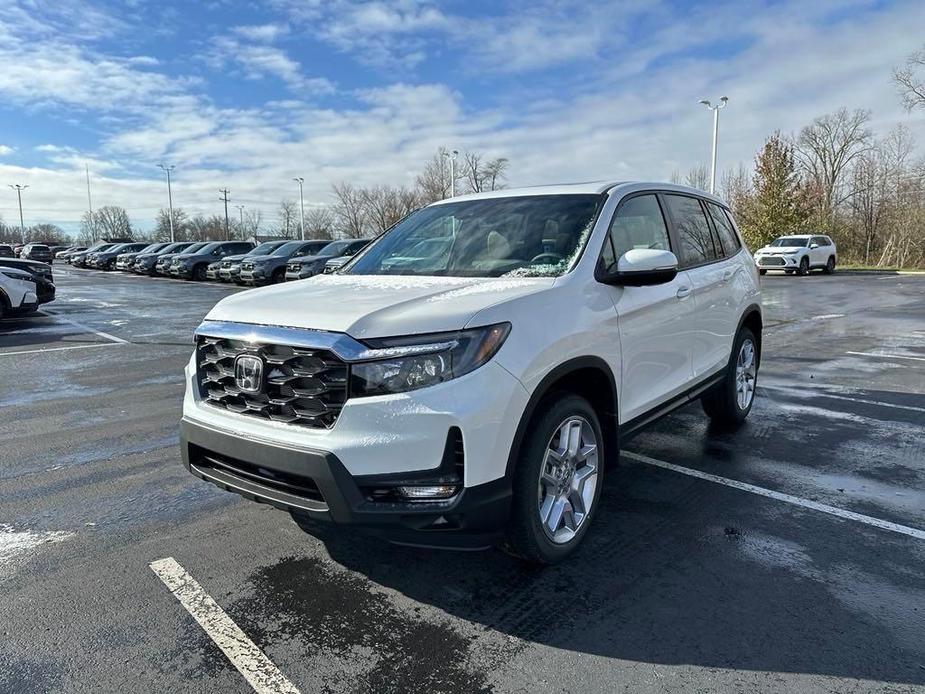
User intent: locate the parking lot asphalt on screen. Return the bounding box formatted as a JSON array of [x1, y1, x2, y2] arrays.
[[1, 267, 924, 694]]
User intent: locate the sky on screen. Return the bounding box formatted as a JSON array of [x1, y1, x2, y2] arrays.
[[0, 0, 923, 237]]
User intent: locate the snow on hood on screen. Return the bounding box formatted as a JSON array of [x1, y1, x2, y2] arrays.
[[205, 273, 556, 338]]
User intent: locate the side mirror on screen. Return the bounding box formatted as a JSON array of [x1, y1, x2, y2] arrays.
[[598, 248, 679, 287], [809, 243, 819, 249]]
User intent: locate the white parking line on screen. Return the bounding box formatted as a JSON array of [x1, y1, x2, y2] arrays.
[[846, 350, 925, 362], [0, 343, 123, 357], [623, 451, 925, 541], [40, 309, 129, 344], [150, 557, 300, 694], [760, 384, 925, 414]]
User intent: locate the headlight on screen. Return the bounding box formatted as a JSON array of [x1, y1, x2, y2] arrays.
[[350, 323, 511, 396], [0, 269, 30, 280]]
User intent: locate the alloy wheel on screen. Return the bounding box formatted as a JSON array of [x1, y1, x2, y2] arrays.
[[735, 338, 757, 411], [537, 416, 599, 544]]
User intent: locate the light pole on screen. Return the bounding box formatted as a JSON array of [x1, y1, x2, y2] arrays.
[[85, 164, 95, 240], [294, 177, 305, 240], [8, 184, 28, 235], [698, 96, 728, 194], [157, 163, 176, 242], [441, 150, 458, 198], [235, 204, 245, 231]]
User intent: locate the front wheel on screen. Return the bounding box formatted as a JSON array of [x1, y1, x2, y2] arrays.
[[505, 394, 604, 564], [702, 327, 759, 428], [797, 257, 810, 276], [758, 269, 767, 276], [193, 264, 207, 281]]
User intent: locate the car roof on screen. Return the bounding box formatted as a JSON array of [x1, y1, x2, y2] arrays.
[[428, 180, 727, 206]]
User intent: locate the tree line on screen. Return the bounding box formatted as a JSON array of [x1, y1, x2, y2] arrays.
[[49, 148, 508, 246], [672, 46, 925, 268]]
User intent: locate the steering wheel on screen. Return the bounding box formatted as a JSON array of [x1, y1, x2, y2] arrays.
[[530, 252, 564, 265]]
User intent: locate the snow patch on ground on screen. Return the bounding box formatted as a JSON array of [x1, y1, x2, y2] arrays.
[[0, 524, 74, 573]]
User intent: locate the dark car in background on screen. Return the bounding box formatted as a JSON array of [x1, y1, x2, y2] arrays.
[[239, 239, 329, 285], [169, 241, 254, 280], [91, 242, 149, 270], [135, 242, 194, 275], [0, 245, 13, 258], [71, 243, 115, 268], [21, 244, 54, 263], [87, 243, 137, 269], [0, 258, 55, 305], [116, 242, 169, 271], [284, 239, 372, 281], [217, 240, 287, 284], [155, 242, 208, 276]]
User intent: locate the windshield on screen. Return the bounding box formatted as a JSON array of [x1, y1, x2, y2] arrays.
[[248, 242, 284, 256], [180, 243, 208, 254], [347, 194, 602, 278], [272, 241, 311, 257], [771, 236, 809, 247], [197, 243, 221, 254]]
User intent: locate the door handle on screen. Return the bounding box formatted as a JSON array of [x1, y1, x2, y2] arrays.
[[722, 268, 736, 282], [676, 285, 692, 299]]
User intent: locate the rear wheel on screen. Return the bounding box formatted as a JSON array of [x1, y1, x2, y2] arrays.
[[702, 327, 759, 428], [823, 256, 836, 274], [797, 257, 810, 276], [193, 264, 207, 281], [505, 394, 604, 564], [758, 269, 767, 276], [272, 268, 286, 284]]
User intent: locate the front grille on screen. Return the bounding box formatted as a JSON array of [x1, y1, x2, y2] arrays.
[[196, 335, 348, 429], [221, 260, 233, 269], [759, 256, 785, 266], [287, 263, 301, 273]]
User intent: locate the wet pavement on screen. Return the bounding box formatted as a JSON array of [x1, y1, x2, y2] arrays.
[[1, 267, 924, 693]]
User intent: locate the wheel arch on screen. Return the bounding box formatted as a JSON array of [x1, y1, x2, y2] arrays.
[[738, 304, 763, 366], [505, 356, 619, 477]]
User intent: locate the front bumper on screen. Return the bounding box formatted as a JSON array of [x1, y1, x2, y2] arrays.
[[218, 267, 239, 281], [206, 267, 221, 280], [755, 254, 798, 268], [170, 265, 192, 278], [239, 267, 269, 284], [181, 418, 512, 549]]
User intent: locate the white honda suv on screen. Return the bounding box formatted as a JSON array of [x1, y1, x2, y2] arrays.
[[181, 181, 762, 563], [754, 234, 837, 275]]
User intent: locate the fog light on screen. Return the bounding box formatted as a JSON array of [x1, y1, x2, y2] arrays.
[[396, 485, 460, 501]]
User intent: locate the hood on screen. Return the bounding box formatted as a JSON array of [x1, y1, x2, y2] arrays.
[[206, 273, 556, 339], [290, 252, 333, 264], [223, 254, 249, 262], [759, 245, 804, 253]]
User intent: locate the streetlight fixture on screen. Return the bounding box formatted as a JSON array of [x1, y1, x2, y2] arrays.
[[293, 177, 305, 240], [441, 149, 458, 198], [157, 163, 176, 242], [8, 184, 28, 235], [235, 204, 245, 228], [698, 96, 728, 194]]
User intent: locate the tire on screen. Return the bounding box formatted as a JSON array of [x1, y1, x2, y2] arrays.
[[272, 268, 286, 284], [758, 269, 767, 276], [193, 264, 207, 281], [797, 257, 810, 276], [823, 256, 836, 274], [505, 394, 605, 564], [784, 269, 794, 275], [701, 327, 759, 428]]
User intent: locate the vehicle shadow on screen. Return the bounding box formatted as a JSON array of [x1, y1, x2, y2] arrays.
[[241, 461, 924, 687]]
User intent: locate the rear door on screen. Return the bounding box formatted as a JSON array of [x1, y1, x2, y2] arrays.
[[603, 192, 696, 422], [662, 194, 736, 380]]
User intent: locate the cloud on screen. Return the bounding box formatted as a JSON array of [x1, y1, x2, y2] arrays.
[[204, 36, 335, 94], [0, 145, 13, 156], [231, 23, 290, 42]]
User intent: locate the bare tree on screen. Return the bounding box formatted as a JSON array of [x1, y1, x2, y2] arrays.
[[94, 205, 134, 240], [26, 223, 68, 245], [239, 209, 262, 239], [415, 147, 453, 204], [277, 200, 297, 239], [304, 205, 336, 240], [685, 164, 710, 192], [332, 182, 369, 238], [363, 185, 419, 233], [460, 152, 509, 194], [719, 164, 753, 216], [187, 215, 226, 241], [893, 45, 925, 112], [796, 108, 872, 223], [153, 208, 189, 242]]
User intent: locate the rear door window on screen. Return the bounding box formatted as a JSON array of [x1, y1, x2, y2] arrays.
[[663, 194, 719, 266], [705, 203, 741, 257]]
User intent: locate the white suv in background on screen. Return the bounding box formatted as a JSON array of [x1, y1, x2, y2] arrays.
[[0, 265, 39, 319], [180, 181, 762, 564], [753, 234, 837, 275]]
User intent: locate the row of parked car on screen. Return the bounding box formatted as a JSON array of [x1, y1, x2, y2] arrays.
[[0, 249, 57, 319], [57, 237, 373, 285]]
